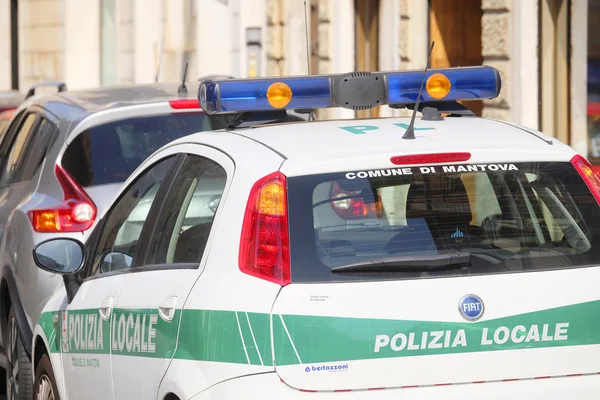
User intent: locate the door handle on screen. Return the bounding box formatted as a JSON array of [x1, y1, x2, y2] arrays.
[[158, 296, 177, 322], [99, 296, 114, 320]]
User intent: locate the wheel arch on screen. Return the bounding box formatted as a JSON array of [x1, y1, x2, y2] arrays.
[[0, 275, 10, 339], [33, 334, 48, 373], [32, 322, 67, 399]]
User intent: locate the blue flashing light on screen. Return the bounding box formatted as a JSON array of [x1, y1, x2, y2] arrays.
[[386, 66, 500, 105], [197, 66, 501, 115], [199, 77, 331, 114]]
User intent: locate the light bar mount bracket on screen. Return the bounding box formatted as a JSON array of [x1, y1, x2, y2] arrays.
[[331, 72, 386, 111]]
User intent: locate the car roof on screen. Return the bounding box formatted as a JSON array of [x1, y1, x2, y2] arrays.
[[25, 82, 199, 123], [54, 82, 196, 110], [235, 116, 567, 156], [175, 115, 577, 176], [0, 90, 25, 106]]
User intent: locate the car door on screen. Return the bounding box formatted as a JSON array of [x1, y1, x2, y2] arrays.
[[58, 154, 181, 400], [109, 147, 233, 399], [6, 115, 62, 313]]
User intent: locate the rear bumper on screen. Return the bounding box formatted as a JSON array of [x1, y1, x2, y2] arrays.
[[191, 371, 600, 399]]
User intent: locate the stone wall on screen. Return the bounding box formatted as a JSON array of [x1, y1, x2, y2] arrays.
[[161, 0, 176, 82], [398, 0, 410, 68], [397, 0, 419, 117], [159, 0, 198, 83], [316, 0, 331, 75], [118, 0, 135, 84], [19, 0, 64, 90], [481, 0, 511, 120], [266, 0, 331, 77], [0, 0, 11, 90], [186, 0, 197, 81], [266, 0, 285, 76]]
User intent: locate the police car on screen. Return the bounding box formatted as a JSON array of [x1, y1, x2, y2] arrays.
[[28, 65, 600, 399]]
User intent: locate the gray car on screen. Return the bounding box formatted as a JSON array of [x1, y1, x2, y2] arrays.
[[0, 81, 237, 399]]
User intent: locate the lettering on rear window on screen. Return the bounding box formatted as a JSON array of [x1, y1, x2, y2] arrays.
[[345, 164, 519, 179]]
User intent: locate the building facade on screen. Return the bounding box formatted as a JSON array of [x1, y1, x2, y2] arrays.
[[0, 0, 598, 163]]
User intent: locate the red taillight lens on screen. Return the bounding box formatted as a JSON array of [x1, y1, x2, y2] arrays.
[[168, 99, 201, 109], [571, 154, 600, 205], [239, 171, 290, 286], [330, 182, 383, 219], [391, 152, 471, 165], [28, 165, 97, 232]]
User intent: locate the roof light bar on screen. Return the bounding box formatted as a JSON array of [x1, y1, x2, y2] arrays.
[[199, 77, 331, 114], [198, 66, 501, 115], [386, 66, 500, 105]]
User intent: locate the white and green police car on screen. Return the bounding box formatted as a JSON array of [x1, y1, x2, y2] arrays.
[[29, 65, 600, 399]]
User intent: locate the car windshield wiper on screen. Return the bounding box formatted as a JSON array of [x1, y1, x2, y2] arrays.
[[330, 251, 471, 273]]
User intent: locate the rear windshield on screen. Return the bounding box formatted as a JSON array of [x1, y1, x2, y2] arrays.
[[287, 162, 600, 282], [62, 112, 232, 187]]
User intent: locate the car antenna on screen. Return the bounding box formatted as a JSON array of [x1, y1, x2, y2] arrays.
[[402, 41, 435, 140], [178, 61, 189, 97], [304, 0, 315, 122]]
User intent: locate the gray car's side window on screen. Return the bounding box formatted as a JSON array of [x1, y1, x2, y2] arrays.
[[144, 155, 227, 266], [89, 155, 179, 275], [0, 112, 39, 186], [13, 118, 59, 183]]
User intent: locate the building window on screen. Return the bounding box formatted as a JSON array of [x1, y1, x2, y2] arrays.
[[588, 2, 600, 160], [101, 0, 117, 86]]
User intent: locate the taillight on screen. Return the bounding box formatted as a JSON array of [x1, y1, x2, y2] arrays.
[[390, 152, 471, 165], [168, 99, 201, 109], [571, 154, 600, 205], [28, 164, 97, 232], [330, 182, 383, 219], [239, 171, 290, 286]]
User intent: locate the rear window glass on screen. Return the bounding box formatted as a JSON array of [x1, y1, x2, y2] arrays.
[[287, 162, 600, 283], [61, 112, 232, 187]]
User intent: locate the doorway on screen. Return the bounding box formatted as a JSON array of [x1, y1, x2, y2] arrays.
[[429, 0, 483, 116]]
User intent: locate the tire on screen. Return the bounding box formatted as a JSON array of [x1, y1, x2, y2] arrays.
[[33, 354, 59, 400], [5, 306, 32, 400], [0, 366, 6, 395]]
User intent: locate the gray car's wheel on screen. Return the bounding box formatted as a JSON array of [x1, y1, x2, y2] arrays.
[[5, 306, 32, 400], [33, 354, 58, 400]]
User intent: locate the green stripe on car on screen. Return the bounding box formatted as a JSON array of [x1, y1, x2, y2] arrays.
[[36, 300, 600, 366]]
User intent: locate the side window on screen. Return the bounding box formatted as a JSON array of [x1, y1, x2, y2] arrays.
[[0, 110, 25, 148], [13, 118, 58, 183], [90, 155, 178, 274], [145, 155, 227, 266], [0, 113, 38, 185]]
